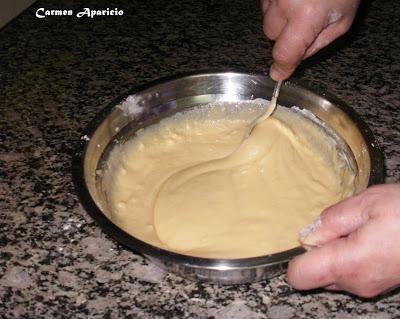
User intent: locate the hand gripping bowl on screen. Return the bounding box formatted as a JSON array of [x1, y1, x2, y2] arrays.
[[73, 71, 384, 285]]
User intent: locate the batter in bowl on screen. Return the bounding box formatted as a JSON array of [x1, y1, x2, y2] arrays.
[[104, 101, 356, 258]]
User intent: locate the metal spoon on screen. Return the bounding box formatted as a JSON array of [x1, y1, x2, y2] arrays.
[[243, 80, 283, 139]]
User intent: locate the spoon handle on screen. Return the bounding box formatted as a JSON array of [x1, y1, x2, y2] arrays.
[[254, 80, 283, 125], [271, 80, 283, 108]]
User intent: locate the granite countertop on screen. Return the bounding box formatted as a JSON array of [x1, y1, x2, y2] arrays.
[[1, 0, 399, 318]]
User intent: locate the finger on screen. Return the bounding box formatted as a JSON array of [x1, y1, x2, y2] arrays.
[[262, 1, 287, 41], [299, 191, 371, 247], [260, 0, 271, 16], [304, 21, 352, 59], [287, 237, 349, 290], [269, 12, 326, 80]]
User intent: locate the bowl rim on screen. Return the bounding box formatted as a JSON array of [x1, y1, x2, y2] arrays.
[[72, 69, 384, 269]]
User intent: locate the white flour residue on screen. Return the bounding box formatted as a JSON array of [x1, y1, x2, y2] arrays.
[[252, 98, 268, 104], [298, 216, 322, 243], [328, 9, 343, 24], [117, 95, 144, 117], [291, 106, 357, 175]]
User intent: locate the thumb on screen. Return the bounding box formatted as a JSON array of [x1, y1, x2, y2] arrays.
[[269, 10, 326, 80], [299, 192, 370, 247]]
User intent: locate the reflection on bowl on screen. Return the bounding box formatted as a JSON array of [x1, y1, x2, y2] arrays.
[[74, 71, 383, 284]]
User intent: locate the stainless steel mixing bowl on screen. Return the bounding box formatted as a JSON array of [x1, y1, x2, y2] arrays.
[[73, 71, 384, 285]]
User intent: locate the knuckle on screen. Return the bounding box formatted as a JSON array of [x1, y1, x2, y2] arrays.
[[314, 249, 339, 285], [272, 45, 296, 66], [272, 49, 288, 65], [287, 260, 302, 288], [274, 29, 313, 62], [319, 207, 335, 225]]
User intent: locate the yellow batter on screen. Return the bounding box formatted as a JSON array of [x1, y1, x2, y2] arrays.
[[104, 102, 355, 258]]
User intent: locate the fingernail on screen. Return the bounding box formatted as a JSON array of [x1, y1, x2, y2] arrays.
[[269, 64, 284, 81], [299, 217, 322, 246]]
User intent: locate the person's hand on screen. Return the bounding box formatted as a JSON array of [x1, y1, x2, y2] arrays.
[[261, 0, 360, 80], [287, 184, 400, 298]]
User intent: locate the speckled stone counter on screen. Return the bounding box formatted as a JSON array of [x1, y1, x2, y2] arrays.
[[1, 0, 399, 318]]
